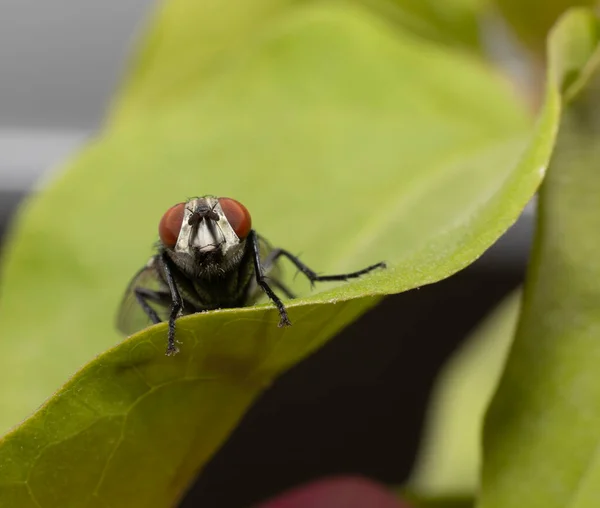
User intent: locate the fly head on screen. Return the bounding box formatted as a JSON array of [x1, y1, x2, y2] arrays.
[[158, 196, 252, 278]]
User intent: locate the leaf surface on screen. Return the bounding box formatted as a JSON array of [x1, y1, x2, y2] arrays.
[[410, 292, 520, 497], [0, 2, 563, 506], [481, 8, 600, 508]]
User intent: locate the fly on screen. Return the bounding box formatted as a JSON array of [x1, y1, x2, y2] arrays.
[[116, 195, 386, 356]]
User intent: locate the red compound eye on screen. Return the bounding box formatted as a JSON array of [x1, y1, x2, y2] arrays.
[[219, 197, 252, 239], [158, 202, 185, 248]]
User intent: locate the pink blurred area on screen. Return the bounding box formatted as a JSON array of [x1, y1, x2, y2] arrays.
[[258, 476, 411, 508]]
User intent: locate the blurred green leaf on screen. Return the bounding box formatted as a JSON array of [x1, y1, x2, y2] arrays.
[[111, 0, 487, 123], [379, 0, 486, 50], [109, 0, 297, 124], [0, 0, 569, 506], [410, 292, 520, 497], [481, 8, 600, 508], [494, 0, 596, 57]]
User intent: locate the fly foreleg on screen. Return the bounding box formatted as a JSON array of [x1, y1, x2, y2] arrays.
[[250, 230, 292, 327], [159, 253, 184, 356], [263, 247, 386, 288]]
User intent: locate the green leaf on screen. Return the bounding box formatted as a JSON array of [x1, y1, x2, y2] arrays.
[[372, 0, 486, 51], [494, 0, 596, 57], [410, 292, 520, 497], [0, 301, 378, 507], [110, 0, 486, 123], [0, 1, 564, 506], [481, 9, 600, 508], [109, 0, 298, 124]]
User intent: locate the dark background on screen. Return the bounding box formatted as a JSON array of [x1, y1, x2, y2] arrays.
[[0, 2, 532, 506]]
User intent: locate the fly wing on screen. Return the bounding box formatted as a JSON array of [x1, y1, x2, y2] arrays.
[[116, 256, 172, 336]]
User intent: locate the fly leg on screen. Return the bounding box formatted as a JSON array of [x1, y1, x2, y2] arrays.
[[261, 249, 296, 299], [267, 279, 296, 299], [159, 253, 184, 356], [250, 230, 292, 327], [263, 247, 386, 288], [134, 287, 170, 324]]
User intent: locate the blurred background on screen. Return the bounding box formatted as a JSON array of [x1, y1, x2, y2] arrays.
[[0, 1, 538, 506]]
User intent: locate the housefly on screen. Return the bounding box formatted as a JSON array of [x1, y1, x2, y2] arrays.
[[116, 196, 386, 356]]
